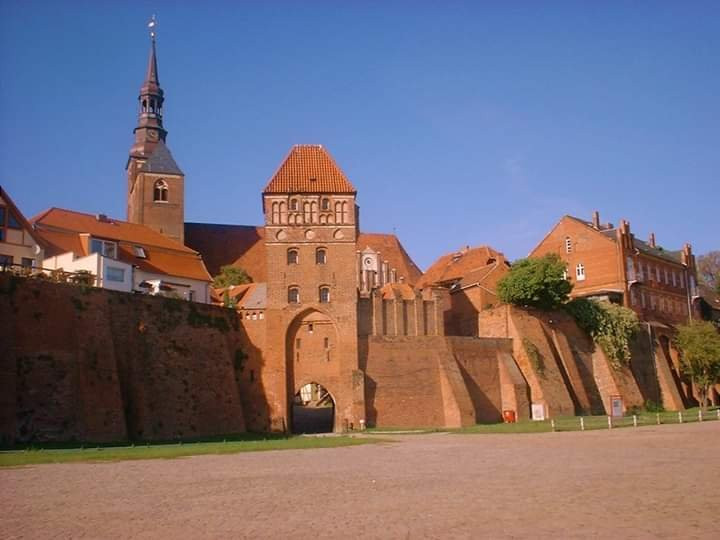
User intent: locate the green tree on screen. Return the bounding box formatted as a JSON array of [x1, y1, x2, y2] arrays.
[[496, 254, 572, 310], [674, 321, 720, 411], [696, 251, 719, 291], [212, 265, 251, 288]]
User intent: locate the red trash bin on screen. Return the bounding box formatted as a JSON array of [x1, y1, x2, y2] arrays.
[[503, 410, 516, 423]]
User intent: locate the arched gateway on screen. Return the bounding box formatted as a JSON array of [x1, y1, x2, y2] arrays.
[[286, 309, 341, 433]]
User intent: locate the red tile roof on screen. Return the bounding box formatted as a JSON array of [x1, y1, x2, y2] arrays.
[[418, 245, 506, 288], [33, 208, 211, 282], [185, 224, 266, 280], [263, 145, 356, 194], [357, 232, 423, 286]]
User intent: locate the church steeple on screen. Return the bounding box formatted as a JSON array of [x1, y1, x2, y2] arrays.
[[129, 15, 167, 160], [126, 16, 185, 245]]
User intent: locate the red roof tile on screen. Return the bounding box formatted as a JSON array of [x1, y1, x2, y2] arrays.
[[418, 245, 505, 288], [263, 145, 356, 194], [33, 208, 211, 282]]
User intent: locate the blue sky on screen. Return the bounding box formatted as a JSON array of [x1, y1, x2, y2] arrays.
[[1, 1, 718, 270]]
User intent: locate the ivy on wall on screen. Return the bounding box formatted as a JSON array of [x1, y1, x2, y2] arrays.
[[565, 298, 639, 369]]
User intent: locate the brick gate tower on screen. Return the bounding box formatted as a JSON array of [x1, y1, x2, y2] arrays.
[[126, 18, 185, 244], [262, 145, 366, 432]]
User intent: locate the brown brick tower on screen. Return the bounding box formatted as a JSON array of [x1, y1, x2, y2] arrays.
[[262, 145, 365, 432], [126, 18, 185, 244]]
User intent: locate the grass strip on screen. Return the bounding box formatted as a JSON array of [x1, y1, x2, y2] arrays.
[[0, 436, 385, 467]]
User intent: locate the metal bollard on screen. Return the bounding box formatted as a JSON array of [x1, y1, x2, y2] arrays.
[[699, 410, 703, 422], [607, 416, 612, 429], [656, 412, 661, 425], [551, 419, 556, 432], [678, 411, 683, 423], [580, 417, 585, 431], [633, 415, 638, 428]]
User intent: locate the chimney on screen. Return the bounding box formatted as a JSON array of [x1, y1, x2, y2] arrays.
[[592, 211, 600, 229], [648, 233, 656, 248], [96, 213, 110, 223]]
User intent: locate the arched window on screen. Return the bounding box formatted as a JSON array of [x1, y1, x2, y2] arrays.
[[319, 286, 330, 303], [288, 286, 300, 304], [321, 198, 330, 211], [287, 248, 299, 265], [576, 263, 586, 281], [303, 201, 311, 223], [271, 202, 280, 224], [310, 201, 318, 223], [341, 201, 350, 224], [279, 201, 287, 224], [565, 236, 572, 253], [153, 180, 168, 202], [316, 248, 327, 265], [141, 99, 148, 112]]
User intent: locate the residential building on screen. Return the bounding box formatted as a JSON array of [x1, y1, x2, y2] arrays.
[[33, 208, 211, 302], [0, 186, 45, 270], [530, 211, 699, 326]]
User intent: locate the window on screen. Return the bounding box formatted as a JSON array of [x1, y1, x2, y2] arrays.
[[21, 257, 34, 269], [576, 263, 586, 281], [316, 248, 327, 265], [90, 238, 117, 259], [324, 337, 330, 349], [655, 267, 660, 282], [153, 179, 168, 202], [565, 236, 572, 253], [680, 273, 685, 289], [287, 248, 299, 265], [672, 271, 677, 287], [106, 266, 125, 282], [319, 286, 330, 303], [288, 287, 300, 304], [562, 268, 569, 280], [0, 254, 12, 268], [664, 268, 669, 284], [641, 291, 646, 308], [626, 257, 635, 281], [290, 199, 299, 211], [7, 212, 20, 229], [133, 245, 147, 258], [188, 290, 195, 302], [321, 198, 330, 211]]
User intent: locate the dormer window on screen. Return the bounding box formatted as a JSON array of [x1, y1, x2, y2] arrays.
[[90, 238, 117, 259], [153, 179, 168, 202], [133, 245, 147, 259]]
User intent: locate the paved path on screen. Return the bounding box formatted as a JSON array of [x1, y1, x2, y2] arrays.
[[2, 422, 718, 539]]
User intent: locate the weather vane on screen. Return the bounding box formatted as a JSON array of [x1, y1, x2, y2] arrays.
[[148, 14, 157, 40]]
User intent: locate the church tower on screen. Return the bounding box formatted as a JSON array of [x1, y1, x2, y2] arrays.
[[126, 17, 185, 244]]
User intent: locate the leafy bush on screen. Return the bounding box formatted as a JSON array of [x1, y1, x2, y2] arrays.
[[565, 298, 639, 368], [674, 321, 720, 410], [496, 254, 572, 310], [213, 266, 251, 288], [522, 338, 545, 376]]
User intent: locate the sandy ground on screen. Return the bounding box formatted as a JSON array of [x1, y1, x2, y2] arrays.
[[1, 422, 718, 539]]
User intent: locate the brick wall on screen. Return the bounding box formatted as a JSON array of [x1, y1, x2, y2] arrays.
[[1, 274, 247, 445]]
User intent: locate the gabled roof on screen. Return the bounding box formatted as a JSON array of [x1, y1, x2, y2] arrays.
[[185, 223, 266, 280], [140, 141, 183, 175], [32, 208, 210, 282], [356, 232, 423, 286], [418, 245, 505, 288], [212, 283, 267, 310], [0, 185, 47, 248], [263, 145, 356, 194]]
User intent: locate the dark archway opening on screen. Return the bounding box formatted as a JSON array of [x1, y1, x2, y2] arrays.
[[292, 383, 335, 434]]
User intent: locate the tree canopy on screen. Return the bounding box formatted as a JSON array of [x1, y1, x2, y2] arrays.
[[212, 265, 252, 288], [496, 254, 572, 310], [696, 251, 720, 294], [674, 321, 720, 410]]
